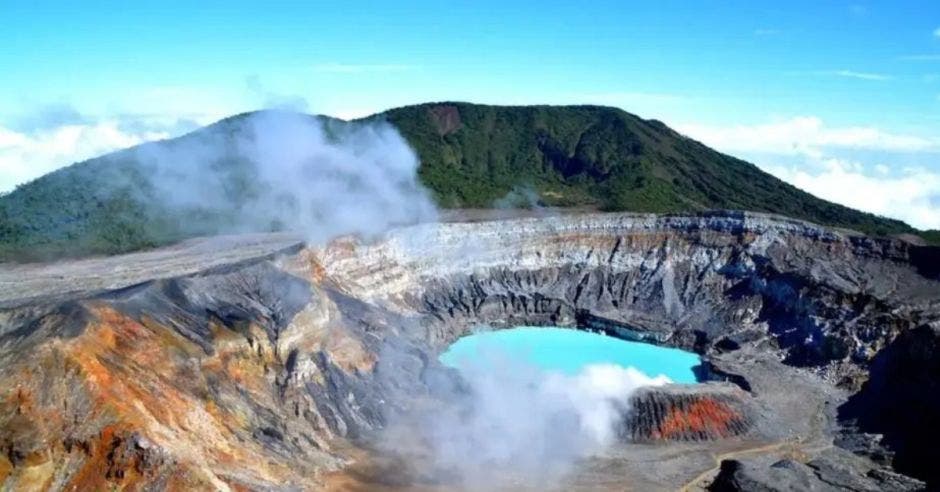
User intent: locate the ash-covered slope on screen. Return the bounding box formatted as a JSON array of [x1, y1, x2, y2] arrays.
[[0, 212, 937, 490]]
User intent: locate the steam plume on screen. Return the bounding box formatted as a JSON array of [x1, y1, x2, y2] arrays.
[[122, 112, 664, 489], [387, 343, 671, 490], [132, 110, 437, 244]]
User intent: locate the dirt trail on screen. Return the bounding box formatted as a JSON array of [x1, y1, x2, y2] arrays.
[[678, 439, 834, 491]]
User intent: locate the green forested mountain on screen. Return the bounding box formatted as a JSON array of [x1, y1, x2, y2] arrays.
[[380, 104, 915, 227], [0, 102, 932, 261]]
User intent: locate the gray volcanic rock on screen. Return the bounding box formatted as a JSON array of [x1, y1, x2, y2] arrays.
[[0, 211, 938, 490], [319, 211, 940, 380], [708, 450, 926, 491], [0, 232, 305, 310], [710, 458, 834, 491], [838, 323, 940, 485]]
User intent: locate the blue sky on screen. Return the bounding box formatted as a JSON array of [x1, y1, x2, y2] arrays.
[[1, 1, 939, 228]]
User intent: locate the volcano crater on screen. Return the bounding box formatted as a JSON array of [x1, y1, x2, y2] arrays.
[[1, 212, 938, 490]]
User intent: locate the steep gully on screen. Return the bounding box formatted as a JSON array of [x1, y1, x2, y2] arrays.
[[0, 211, 938, 490]]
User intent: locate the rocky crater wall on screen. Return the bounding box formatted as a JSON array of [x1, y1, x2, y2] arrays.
[[316, 212, 940, 378], [1, 211, 938, 490]]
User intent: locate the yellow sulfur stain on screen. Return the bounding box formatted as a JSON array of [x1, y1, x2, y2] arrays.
[[0, 454, 12, 484], [11, 459, 54, 492]]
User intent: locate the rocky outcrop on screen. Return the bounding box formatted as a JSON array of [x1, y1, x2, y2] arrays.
[[625, 383, 752, 442], [427, 104, 462, 135], [0, 211, 938, 490], [838, 323, 940, 485], [708, 451, 925, 491]]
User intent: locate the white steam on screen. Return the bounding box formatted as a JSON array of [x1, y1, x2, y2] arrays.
[[544, 364, 672, 445], [132, 110, 437, 244], [119, 112, 668, 488], [493, 184, 543, 209], [418, 348, 671, 490]]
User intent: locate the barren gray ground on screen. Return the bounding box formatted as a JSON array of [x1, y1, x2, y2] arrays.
[[0, 208, 583, 309], [0, 232, 304, 309]]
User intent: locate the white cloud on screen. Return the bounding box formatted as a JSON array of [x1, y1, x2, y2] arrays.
[[0, 120, 169, 192], [328, 107, 381, 120], [787, 69, 893, 80], [676, 116, 936, 156], [764, 159, 940, 229], [826, 70, 892, 81], [0, 92, 238, 193], [4, 100, 938, 231], [676, 117, 940, 229], [934, 27, 940, 38], [312, 63, 417, 74]]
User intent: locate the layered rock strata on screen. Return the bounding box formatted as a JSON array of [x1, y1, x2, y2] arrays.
[[625, 383, 752, 442], [0, 211, 937, 490]]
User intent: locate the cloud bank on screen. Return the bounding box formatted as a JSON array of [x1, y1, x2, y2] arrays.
[[765, 159, 940, 230], [677, 117, 940, 229], [0, 101, 224, 193], [677, 116, 935, 155], [0, 119, 170, 193]]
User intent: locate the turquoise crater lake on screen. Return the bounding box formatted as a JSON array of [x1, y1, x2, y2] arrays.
[[440, 326, 701, 384]]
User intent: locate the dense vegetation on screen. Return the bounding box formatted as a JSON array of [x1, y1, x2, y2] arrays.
[[0, 103, 934, 262], [921, 230, 940, 245], [381, 103, 932, 241]]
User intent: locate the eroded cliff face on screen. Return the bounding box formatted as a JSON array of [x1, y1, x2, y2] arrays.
[[317, 212, 939, 382], [837, 323, 940, 485], [0, 212, 937, 490]]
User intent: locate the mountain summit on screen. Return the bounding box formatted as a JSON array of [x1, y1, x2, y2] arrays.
[[0, 102, 928, 261]]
